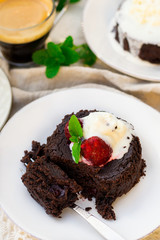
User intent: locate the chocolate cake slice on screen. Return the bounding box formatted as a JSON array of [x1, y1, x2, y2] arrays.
[[21, 156, 81, 217], [21, 140, 45, 165], [45, 110, 146, 220]]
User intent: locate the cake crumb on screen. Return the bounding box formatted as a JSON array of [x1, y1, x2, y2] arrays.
[[85, 207, 92, 212]]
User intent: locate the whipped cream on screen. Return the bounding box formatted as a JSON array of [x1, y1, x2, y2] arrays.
[[115, 0, 160, 44], [81, 112, 134, 161]]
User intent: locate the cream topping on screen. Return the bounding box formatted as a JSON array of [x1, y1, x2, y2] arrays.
[[81, 112, 134, 160], [115, 0, 160, 44]]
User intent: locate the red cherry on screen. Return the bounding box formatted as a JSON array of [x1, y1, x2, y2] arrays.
[[64, 119, 83, 141], [64, 122, 71, 141], [81, 136, 112, 167]]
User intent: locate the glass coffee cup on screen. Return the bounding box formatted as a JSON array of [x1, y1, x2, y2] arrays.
[[0, 0, 68, 66]]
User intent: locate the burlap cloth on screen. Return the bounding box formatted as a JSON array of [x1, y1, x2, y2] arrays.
[[0, 0, 160, 239]]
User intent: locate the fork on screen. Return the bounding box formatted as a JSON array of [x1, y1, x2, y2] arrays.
[[73, 204, 125, 240]]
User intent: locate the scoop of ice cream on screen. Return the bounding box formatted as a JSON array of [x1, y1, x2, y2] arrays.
[[82, 112, 134, 160]]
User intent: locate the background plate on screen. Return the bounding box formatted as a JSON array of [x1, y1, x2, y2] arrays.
[[0, 69, 12, 130], [0, 88, 160, 240], [83, 0, 160, 82]]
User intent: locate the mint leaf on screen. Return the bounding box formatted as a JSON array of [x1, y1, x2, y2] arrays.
[[77, 44, 96, 66], [72, 142, 81, 164], [69, 115, 83, 138], [62, 36, 73, 48], [47, 42, 65, 64], [56, 0, 80, 12], [68, 115, 83, 164], [45, 57, 57, 66], [32, 35, 96, 79], [70, 0, 80, 2], [32, 49, 48, 65], [61, 46, 79, 65], [69, 136, 79, 143], [46, 64, 60, 78], [56, 0, 66, 11]]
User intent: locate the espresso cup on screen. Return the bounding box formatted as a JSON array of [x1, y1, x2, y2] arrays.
[[0, 0, 67, 66]]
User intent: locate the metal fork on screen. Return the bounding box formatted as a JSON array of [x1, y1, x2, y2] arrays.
[[73, 204, 125, 240]]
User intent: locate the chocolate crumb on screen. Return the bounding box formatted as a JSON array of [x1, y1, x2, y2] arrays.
[[85, 207, 92, 212]]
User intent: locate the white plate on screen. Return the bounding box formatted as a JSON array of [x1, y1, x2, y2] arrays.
[[83, 0, 160, 82], [0, 87, 160, 240], [0, 69, 12, 130]]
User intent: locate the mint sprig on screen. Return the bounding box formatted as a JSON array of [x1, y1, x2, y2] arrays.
[[69, 115, 83, 138], [32, 36, 97, 78], [68, 115, 83, 164], [72, 141, 81, 164]]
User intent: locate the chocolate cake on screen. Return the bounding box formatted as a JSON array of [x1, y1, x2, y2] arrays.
[[45, 110, 146, 219], [113, 0, 160, 63], [21, 155, 81, 217], [21, 110, 146, 220]]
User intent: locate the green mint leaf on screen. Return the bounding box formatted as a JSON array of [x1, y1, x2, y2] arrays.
[[56, 0, 80, 12], [69, 115, 83, 138], [61, 46, 80, 65], [32, 49, 49, 65], [70, 0, 80, 2], [61, 36, 74, 48], [56, 0, 66, 11], [47, 42, 65, 64], [77, 44, 96, 66], [69, 115, 83, 164], [72, 141, 81, 164], [32, 35, 96, 79], [69, 136, 79, 143], [45, 64, 60, 78], [45, 57, 57, 66]]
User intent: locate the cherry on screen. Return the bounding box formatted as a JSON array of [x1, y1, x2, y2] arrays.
[[81, 136, 112, 167], [64, 121, 71, 141]]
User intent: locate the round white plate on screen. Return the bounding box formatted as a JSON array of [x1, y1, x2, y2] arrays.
[[0, 87, 160, 240], [83, 0, 160, 82], [0, 69, 12, 130]]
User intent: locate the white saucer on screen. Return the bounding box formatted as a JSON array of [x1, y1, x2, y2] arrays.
[[0, 69, 12, 130]]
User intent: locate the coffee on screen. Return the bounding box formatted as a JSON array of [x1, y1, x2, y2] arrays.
[[0, 0, 55, 65]]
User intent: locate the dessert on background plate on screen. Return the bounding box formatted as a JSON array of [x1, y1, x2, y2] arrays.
[[83, 0, 160, 81], [113, 0, 160, 63], [21, 110, 146, 220]]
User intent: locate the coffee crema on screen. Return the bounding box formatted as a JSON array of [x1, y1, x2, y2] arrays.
[[0, 0, 55, 44]]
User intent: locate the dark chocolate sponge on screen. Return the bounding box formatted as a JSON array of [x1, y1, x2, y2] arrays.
[[21, 156, 81, 217], [21, 140, 45, 165], [114, 24, 160, 63], [45, 110, 146, 220]]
